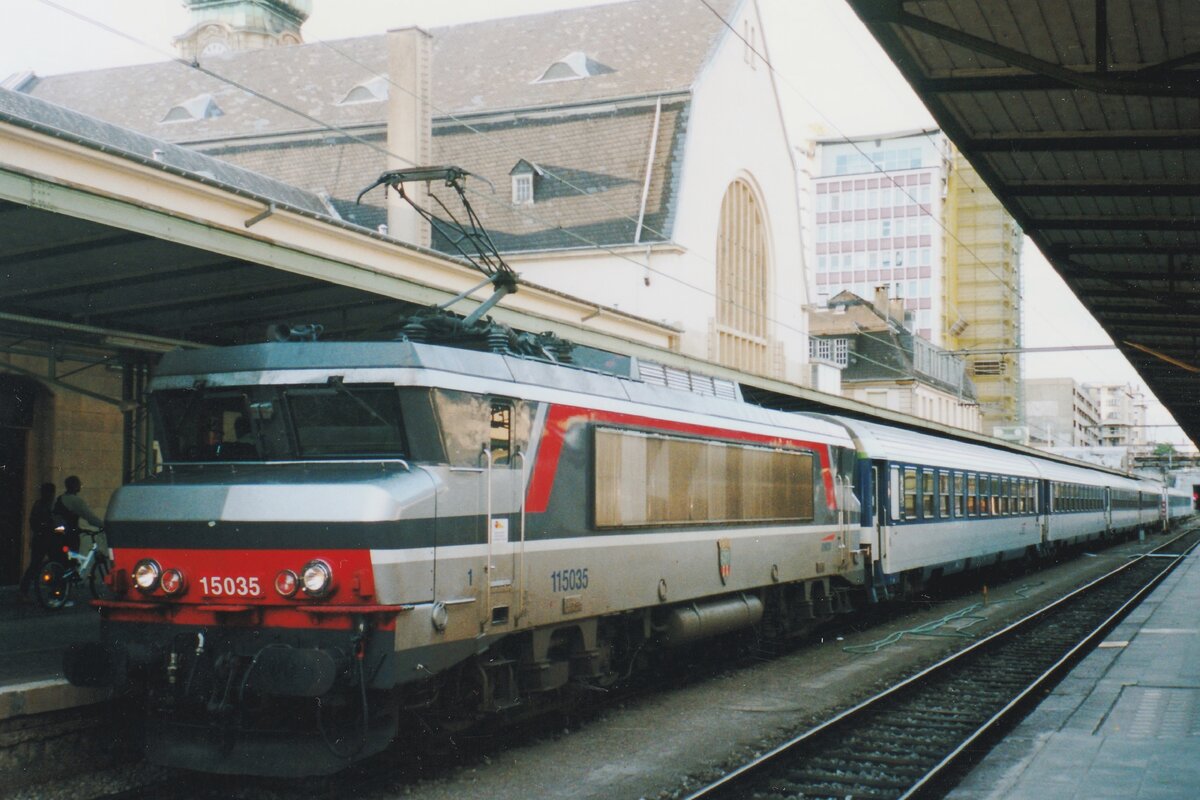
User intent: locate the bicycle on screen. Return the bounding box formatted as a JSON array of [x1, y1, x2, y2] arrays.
[[36, 529, 112, 610]]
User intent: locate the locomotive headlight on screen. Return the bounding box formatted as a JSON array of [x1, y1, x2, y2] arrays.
[[274, 569, 299, 598], [301, 560, 333, 597], [160, 568, 186, 596], [132, 559, 161, 592]]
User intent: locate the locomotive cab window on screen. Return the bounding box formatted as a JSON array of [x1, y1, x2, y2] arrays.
[[155, 389, 257, 461], [284, 384, 406, 458]]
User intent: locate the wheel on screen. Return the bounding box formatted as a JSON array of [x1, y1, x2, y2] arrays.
[[37, 562, 71, 610], [89, 555, 113, 600]]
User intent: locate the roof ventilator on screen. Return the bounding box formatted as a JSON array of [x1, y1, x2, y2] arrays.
[[338, 75, 388, 105], [161, 93, 223, 123], [534, 51, 614, 83]]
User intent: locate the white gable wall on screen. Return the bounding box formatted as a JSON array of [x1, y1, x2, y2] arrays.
[[670, 0, 807, 382], [509, 0, 809, 385]]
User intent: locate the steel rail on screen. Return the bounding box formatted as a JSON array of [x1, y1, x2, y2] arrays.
[[684, 528, 1199, 800]]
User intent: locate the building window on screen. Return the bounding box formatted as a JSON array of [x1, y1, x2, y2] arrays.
[[512, 174, 533, 204], [809, 338, 849, 367], [715, 179, 770, 374]]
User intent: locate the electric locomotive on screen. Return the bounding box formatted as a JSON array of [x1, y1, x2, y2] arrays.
[[66, 333, 864, 775], [65, 329, 1188, 775]]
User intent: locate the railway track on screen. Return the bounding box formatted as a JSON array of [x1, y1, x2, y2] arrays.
[[685, 528, 1200, 800]]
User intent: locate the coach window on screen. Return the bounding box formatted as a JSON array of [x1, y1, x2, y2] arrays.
[[890, 466, 901, 521], [953, 472, 965, 517], [922, 469, 935, 518], [1018, 479, 1027, 513], [967, 473, 978, 515], [939, 471, 951, 518], [1004, 478, 1013, 515], [903, 467, 917, 519], [889, 466, 901, 521], [992, 476, 1002, 515]]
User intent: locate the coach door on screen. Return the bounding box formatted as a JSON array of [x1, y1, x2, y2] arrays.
[[482, 400, 523, 627]]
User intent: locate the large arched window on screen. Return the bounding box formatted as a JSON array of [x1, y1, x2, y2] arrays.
[[715, 179, 770, 374]]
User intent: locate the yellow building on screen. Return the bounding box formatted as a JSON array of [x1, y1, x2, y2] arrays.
[[943, 147, 1024, 436]]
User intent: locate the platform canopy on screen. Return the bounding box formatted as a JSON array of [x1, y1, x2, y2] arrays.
[[846, 0, 1200, 444]]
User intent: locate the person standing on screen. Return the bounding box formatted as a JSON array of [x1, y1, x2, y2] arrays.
[[17, 482, 57, 600], [54, 475, 104, 554]]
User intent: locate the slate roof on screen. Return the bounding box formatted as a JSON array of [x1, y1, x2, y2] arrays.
[[13, 0, 740, 252]]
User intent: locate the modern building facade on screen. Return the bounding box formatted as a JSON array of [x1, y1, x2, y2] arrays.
[[813, 130, 945, 342], [808, 288, 981, 431], [811, 130, 1022, 433]]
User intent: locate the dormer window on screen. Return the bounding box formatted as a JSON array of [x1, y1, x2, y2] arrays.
[[510, 160, 542, 205], [533, 51, 614, 83], [338, 75, 388, 105], [161, 93, 223, 123]]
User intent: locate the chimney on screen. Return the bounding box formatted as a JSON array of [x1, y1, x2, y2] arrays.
[[873, 285, 890, 318], [386, 26, 433, 248]]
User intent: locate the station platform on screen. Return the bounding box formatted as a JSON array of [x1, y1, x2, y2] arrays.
[[0, 585, 109, 721], [949, 548, 1200, 799]]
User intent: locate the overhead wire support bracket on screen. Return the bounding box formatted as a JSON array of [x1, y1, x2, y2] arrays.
[[357, 166, 519, 321]]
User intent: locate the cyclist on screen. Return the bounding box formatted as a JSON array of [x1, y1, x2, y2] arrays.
[[54, 475, 104, 554]]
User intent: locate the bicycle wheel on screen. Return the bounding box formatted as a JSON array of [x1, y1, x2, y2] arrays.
[[37, 562, 71, 610], [89, 555, 113, 600]]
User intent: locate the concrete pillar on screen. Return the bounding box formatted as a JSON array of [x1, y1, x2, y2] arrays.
[[386, 26, 433, 249]]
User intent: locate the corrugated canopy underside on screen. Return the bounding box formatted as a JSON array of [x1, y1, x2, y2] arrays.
[[846, 0, 1200, 444]]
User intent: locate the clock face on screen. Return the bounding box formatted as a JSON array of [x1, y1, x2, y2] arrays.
[[201, 40, 229, 56]]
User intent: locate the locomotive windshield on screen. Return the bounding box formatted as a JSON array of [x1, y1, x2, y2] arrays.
[[153, 383, 408, 462]]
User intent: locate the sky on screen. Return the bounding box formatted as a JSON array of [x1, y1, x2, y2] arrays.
[[0, 0, 1188, 446]]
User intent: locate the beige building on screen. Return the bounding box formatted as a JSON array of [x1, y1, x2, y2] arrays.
[[1024, 377, 1101, 448], [808, 288, 981, 432], [1086, 382, 1148, 448]]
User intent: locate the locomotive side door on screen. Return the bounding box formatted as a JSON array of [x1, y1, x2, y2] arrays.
[[482, 400, 520, 627]]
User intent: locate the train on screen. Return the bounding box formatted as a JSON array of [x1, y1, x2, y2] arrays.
[[64, 327, 1193, 776]]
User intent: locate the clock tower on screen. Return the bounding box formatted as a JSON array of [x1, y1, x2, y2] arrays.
[[174, 0, 312, 61]]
